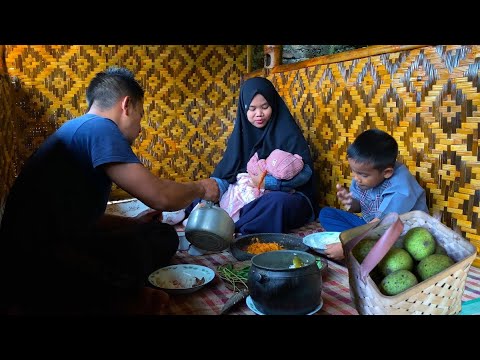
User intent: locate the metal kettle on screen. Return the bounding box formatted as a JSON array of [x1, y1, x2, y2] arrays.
[[185, 201, 235, 251]]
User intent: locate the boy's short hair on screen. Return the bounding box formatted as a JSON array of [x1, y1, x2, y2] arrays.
[[347, 129, 398, 170]]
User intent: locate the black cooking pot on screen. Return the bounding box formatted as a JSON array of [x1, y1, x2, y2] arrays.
[[248, 250, 322, 315]]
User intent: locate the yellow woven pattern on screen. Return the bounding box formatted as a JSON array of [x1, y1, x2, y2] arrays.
[[1, 45, 478, 265], [0, 74, 19, 221], [268, 45, 480, 264], [3, 45, 247, 199]]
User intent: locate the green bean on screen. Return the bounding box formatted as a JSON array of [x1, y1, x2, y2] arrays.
[[217, 264, 250, 292]]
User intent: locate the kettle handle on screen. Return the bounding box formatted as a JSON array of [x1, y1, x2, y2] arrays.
[[200, 200, 219, 208]]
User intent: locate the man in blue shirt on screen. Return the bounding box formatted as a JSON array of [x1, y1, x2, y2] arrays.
[[319, 129, 428, 261], [0, 67, 219, 314]]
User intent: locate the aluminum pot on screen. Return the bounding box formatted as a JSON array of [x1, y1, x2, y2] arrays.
[[185, 201, 235, 252], [248, 250, 322, 315]]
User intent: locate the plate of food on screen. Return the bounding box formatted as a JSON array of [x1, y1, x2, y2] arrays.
[[302, 232, 341, 255], [148, 264, 215, 295], [230, 233, 308, 261]]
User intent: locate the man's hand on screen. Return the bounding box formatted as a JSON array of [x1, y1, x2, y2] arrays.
[[199, 178, 220, 203], [119, 287, 170, 315], [135, 208, 163, 224], [336, 183, 353, 211]]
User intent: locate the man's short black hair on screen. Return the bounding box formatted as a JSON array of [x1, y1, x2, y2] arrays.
[[86, 67, 144, 111]]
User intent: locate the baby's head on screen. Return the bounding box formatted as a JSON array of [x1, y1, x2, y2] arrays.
[[247, 150, 304, 180], [265, 149, 304, 180], [346, 129, 398, 190], [247, 152, 264, 176]]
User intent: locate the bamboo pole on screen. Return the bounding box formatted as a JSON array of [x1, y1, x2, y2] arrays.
[[263, 45, 283, 69], [0, 46, 6, 75], [246, 45, 253, 73]]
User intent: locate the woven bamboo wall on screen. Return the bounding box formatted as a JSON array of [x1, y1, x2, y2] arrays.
[[1, 45, 247, 201], [1, 45, 478, 265], [265, 45, 479, 264], [0, 46, 20, 222]]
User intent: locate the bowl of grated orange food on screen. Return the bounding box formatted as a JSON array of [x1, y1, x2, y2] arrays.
[[230, 233, 309, 261]]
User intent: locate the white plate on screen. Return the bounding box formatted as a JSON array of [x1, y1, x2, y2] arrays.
[[302, 232, 341, 255], [246, 296, 323, 315], [148, 264, 215, 295], [162, 209, 186, 225]]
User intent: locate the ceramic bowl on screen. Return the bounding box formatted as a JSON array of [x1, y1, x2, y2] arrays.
[[148, 264, 215, 295], [302, 232, 341, 255]]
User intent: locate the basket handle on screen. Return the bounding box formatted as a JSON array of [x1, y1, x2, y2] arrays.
[[341, 213, 404, 283]]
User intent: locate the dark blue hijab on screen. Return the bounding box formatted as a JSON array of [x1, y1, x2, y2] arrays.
[[212, 77, 316, 207]]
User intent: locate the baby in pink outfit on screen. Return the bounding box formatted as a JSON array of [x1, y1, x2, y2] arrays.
[[219, 149, 304, 221]]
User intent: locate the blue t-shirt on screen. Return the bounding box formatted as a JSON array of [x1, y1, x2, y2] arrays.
[[1, 114, 139, 236], [350, 162, 429, 222]]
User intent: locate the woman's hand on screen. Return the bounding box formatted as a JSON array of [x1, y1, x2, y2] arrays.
[[250, 164, 267, 189]]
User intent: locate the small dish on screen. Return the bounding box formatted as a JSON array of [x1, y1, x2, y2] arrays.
[[148, 264, 215, 295], [230, 233, 308, 261], [246, 296, 323, 315], [303, 232, 341, 255], [162, 209, 186, 225]]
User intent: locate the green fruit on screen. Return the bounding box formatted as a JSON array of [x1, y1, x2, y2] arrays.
[[380, 269, 418, 296], [378, 248, 414, 276], [403, 227, 436, 261], [352, 239, 377, 263], [435, 245, 448, 255], [417, 254, 455, 281]]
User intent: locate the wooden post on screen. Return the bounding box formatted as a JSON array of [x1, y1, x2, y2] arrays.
[[0, 46, 6, 75], [246, 45, 253, 73], [263, 45, 282, 69]]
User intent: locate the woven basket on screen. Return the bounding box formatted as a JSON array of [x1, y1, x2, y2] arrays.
[[340, 211, 477, 315]]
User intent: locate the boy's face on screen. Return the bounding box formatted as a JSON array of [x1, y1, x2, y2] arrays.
[[348, 158, 393, 190]]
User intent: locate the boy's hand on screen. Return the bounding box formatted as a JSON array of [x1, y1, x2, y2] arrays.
[[324, 242, 345, 261], [336, 183, 353, 211]]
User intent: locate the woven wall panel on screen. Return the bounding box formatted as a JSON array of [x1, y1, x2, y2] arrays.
[[0, 74, 19, 221], [2, 45, 478, 264], [3, 45, 247, 199], [269, 45, 480, 262]]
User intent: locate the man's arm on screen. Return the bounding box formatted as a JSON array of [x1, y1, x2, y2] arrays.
[[103, 162, 219, 211]]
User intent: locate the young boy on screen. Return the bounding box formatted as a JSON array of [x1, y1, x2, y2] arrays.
[[319, 129, 429, 261]]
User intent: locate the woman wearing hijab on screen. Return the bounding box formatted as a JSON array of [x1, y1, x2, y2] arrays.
[[187, 77, 317, 234]]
